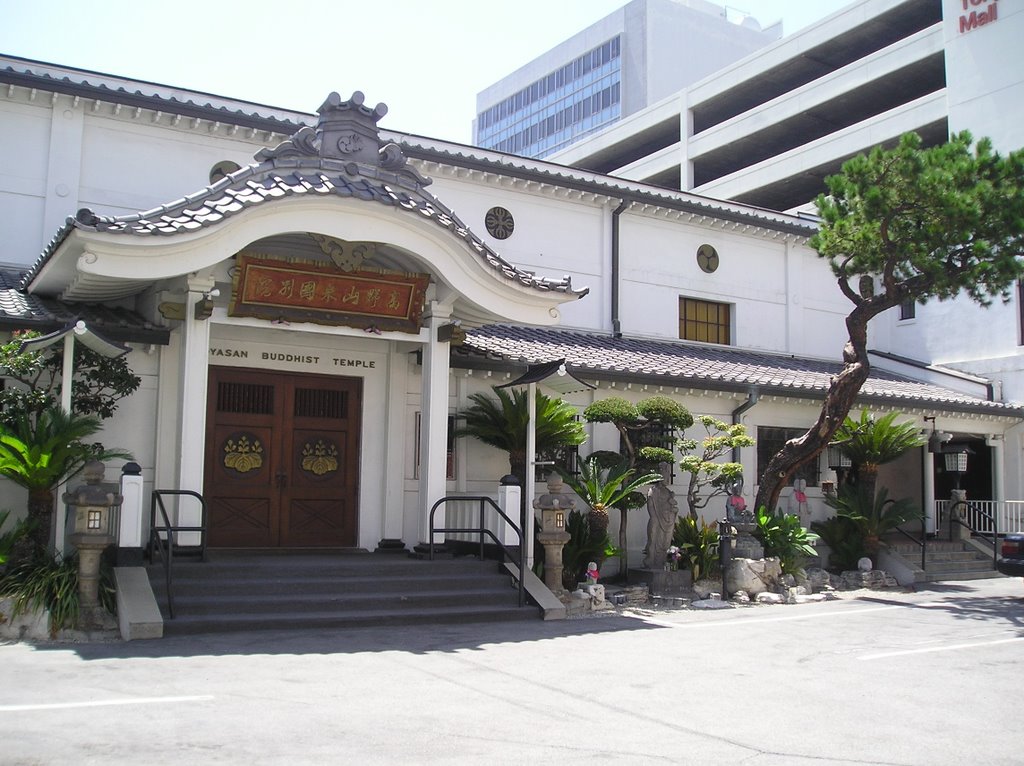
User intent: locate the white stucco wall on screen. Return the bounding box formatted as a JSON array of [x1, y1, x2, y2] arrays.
[[0, 94, 273, 268]]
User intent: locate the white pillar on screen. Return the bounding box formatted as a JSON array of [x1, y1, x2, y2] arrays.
[[53, 335, 76, 555], [923, 448, 936, 535], [418, 302, 452, 545], [987, 434, 1005, 502], [177, 274, 214, 546], [118, 464, 146, 563], [524, 381, 537, 570], [498, 478, 522, 549], [381, 343, 410, 547], [987, 434, 1005, 533]]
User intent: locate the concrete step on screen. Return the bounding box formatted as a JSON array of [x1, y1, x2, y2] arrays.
[[887, 541, 1000, 583], [920, 569, 1005, 583], [159, 604, 539, 636], [151, 587, 521, 616], [148, 552, 539, 636]]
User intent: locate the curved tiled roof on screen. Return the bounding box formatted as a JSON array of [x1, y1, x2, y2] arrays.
[[457, 325, 1023, 417]]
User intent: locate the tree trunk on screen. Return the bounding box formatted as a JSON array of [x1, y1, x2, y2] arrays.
[[618, 506, 629, 577], [588, 506, 609, 542], [10, 487, 56, 565], [686, 473, 700, 520], [754, 306, 874, 514]]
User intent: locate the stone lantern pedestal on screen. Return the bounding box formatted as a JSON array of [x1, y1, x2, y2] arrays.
[[64, 461, 121, 631], [533, 475, 573, 594]]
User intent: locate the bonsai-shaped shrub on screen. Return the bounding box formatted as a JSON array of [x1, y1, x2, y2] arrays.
[[581, 396, 693, 572], [677, 416, 753, 519]]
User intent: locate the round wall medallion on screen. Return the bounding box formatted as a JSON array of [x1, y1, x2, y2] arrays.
[[696, 244, 719, 273], [485, 206, 515, 240]]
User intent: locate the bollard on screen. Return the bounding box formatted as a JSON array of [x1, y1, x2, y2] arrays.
[[718, 518, 733, 599]]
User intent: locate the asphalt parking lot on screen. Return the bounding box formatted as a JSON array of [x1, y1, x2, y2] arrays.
[[2, 576, 1021, 765]]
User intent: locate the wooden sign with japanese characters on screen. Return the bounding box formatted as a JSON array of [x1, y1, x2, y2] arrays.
[[230, 254, 430, 333]]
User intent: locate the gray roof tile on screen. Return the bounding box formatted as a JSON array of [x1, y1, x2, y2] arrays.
[[0, 266, 169, 344], [457, 325, 1023, 416]]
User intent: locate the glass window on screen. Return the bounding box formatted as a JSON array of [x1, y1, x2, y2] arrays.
[[679, 298, 731, 345], [756, 427, 820, 487], [899, 299, 916, 321], [414, 413, 456, 480]]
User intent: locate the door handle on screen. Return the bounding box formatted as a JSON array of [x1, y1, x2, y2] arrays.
[[275, 471, 288, 489]]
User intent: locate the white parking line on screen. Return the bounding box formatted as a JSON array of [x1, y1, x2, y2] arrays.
[[859, 636, 1024, 660], [625, 604, 900, 629], [0, 695, 214, 713]]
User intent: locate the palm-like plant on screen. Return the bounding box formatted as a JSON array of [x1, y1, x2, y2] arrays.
[[557, 455, 661, 544], [824, 484, 923, 564], [833, 410, 925, 500], [454, 387, 586, 485], [0, 407, 131, 561]]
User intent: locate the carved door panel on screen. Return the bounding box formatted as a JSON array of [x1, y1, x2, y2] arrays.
[[205, 367, 361, 548]]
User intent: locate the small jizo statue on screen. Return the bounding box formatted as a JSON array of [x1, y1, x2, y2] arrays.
[[725, 475, 750, 524]]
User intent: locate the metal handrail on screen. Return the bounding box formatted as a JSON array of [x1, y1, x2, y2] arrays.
[[949, 499, 998, 569], [148, 490, 208, 619], [428, 495, 525, 607], [891, 520, 927, 572]]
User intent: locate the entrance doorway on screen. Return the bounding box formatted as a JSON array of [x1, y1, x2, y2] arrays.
[[204, 367, 362, 547]]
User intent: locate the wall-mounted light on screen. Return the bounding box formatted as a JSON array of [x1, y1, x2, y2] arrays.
[[194, 288, 221, 320], [437, 320, 465, 344]]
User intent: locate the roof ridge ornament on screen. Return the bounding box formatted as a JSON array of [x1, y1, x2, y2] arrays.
[[253, 91, 430, 187], [316, 90, 387, 165]]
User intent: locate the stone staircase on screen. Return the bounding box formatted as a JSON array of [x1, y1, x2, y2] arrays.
[[887, 539, 1002, 583], [147, 551, 539, 636]]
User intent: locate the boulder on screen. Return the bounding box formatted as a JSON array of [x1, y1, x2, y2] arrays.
[[692, 579, 720, 600], [725, 557, 783, 596]]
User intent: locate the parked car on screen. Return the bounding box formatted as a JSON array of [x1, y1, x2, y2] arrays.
[[996, 534, 1024, 578]]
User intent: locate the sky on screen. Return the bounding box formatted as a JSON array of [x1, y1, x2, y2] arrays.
[[0, 0, 853, 145]]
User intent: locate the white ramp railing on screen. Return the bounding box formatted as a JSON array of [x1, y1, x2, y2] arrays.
[[934, 500, 1024, 536]]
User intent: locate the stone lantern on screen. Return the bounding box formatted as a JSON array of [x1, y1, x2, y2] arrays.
[[64, 460, 121, 629], [533, 474, 573, 594]]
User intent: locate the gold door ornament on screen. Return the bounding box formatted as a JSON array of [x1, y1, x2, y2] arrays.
[[223, 434, 264, 473], [301, 439, 339, 476]]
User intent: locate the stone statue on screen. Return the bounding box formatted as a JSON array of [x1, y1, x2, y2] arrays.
[[643, 467, 678, 569]]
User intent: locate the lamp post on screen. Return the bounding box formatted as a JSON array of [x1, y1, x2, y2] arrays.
[[63, 461, 121, 630], [943, 447, 969, 491], [535, 475, 573, 594]]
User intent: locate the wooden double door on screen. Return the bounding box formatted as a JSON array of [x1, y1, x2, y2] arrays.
[[204, 367, 362, 548]]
